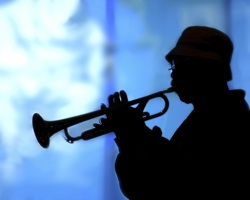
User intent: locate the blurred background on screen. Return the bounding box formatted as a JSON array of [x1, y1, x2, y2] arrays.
[[0, 0, 249, 199]]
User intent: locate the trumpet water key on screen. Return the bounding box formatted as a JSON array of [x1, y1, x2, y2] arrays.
[[32, 87, 175, 148]]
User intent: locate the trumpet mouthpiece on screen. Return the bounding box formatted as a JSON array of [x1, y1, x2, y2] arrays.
[[166, 87, 175, 93]]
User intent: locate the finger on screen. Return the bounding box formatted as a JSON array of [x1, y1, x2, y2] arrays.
[[100, 103, 107, 110], [108, 92, 120, 106], [108, 94, 114, 106], [120, 90, 128, 103], [113, 92, 120, 104]]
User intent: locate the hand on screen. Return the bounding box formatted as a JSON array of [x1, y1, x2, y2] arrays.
[[94, 90, 147, 140]]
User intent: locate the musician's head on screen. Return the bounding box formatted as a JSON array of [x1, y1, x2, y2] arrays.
[[165, 26, 233, 104]]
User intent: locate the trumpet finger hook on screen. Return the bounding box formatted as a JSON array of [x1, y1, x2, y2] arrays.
[[63, 128, 82, 144]]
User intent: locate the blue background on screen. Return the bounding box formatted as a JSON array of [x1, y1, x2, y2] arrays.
[[0, 0, 249, 199]]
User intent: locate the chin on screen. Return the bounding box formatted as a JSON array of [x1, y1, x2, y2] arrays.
[[179, 97, 192, 104], [177, 92, 192, 104]]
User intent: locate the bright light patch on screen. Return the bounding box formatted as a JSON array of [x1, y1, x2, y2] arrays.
[[0, 1, 110, 199]]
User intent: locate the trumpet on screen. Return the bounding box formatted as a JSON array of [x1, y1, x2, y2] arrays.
[[32, 87, 174, 148]]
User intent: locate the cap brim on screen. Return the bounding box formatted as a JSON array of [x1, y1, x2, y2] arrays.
[[165, 46, 225, 64]]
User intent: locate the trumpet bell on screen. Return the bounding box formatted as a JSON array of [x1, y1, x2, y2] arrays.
[[32, 113, 50, 148]]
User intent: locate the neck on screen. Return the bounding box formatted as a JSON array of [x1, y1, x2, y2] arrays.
[[192, 82, 229, 110]]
